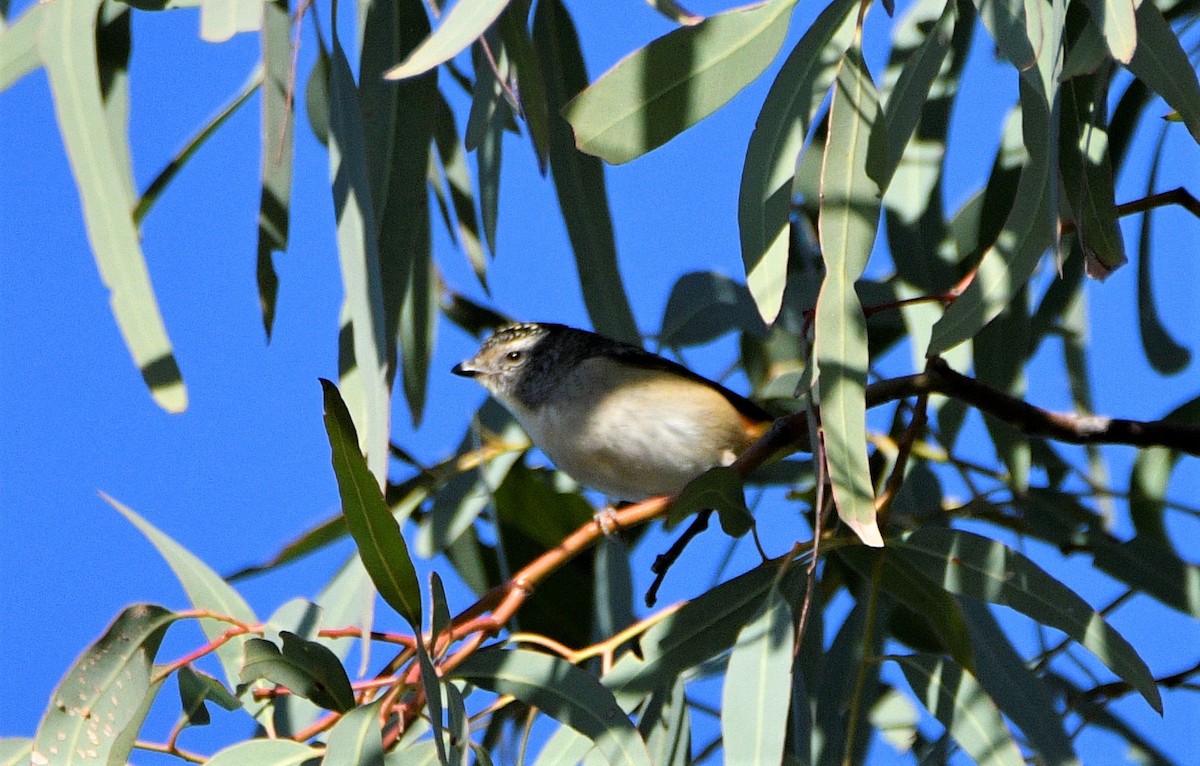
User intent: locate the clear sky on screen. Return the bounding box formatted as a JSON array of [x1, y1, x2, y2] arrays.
[[2, 0, 1199, 763]]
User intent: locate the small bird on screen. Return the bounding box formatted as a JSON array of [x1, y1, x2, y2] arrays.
[[452, 322, 773, 501]]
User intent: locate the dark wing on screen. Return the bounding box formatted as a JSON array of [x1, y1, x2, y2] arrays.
[[595, 341, 774, 424]]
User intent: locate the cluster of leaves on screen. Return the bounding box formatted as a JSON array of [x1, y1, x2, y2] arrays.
[[3, 0, 1200, 763]]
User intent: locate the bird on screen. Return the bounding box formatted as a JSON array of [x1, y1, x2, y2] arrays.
[[452, 322, 774, 501]]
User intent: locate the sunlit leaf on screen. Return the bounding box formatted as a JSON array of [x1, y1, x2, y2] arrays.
[[105, 495, 259, 695], [0, 2, 44, 91], [564, 0, 797, 164], [198, 0, 262, 42], [329, 33, 391, 482], [257, 0, 294, 338], [815, 45, 883, 548], [205, 739, 321, 766], [40, 0, 187, 412], [32, 605, 177, 766], [737, 0, 857, 323], [385, 0, 509, 80], [1082, 0, 1135, 63], [721, 584, 794, 765], [323, 701, 385, 766]]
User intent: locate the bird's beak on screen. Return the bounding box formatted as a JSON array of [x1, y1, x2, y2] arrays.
[[452, 362, 476, 378]]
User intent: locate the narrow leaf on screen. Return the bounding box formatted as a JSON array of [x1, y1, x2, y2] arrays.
[[329, 35, 391, 483], [199, 0, 262, 43], [385, 0, 510, 79], [40, 0, 187, 412], [321, 378, 423, 629], [452, 648, 652, 766], [659, 271, 766, 347], [667, 466, 753, 536], [257, 0, 294, 338], [105, 495, 259, 694], [1126, 0, 1200, 143], [721, 585, 794, 765], [1083, 0, 1135, 63], [533, 0, 639, 343], [894, 527, 1163, 713], [32, 605, 177, 766], [896, 654, 1025, 766], [738, 0, 857, 323], [815, 45, 883, 547], [563, 0, 797, 164], [0, 2, 44, 91]]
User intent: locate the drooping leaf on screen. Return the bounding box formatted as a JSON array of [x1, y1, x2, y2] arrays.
[[1135, 128, 1190, 374], [1082, 0, 1135, 63], [720, 584, 794, 765], [1126, 0, 1200, 143], [815, 45, 884, 548], [329, 33, 391, 484], [893, 527, 1163, 713], [532, 0, 639, 344], [736, 0, 857, 323], [198, 0, 262, 43], [105, 495, 260, 695], [321, 379, 423, 629], [0, 2, 44, 91], [384, 0, 510, 80], [40, 0, 187, 412], [32, 605, 177, 766], [177, 665, 242, 727], [452, 648, 652, 766], [563, 0, 798, 165], [257, 0, 294, 339], [895, 653, 1025, 766]]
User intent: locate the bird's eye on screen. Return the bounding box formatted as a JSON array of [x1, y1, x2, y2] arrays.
[[506, 350, 523, 362]]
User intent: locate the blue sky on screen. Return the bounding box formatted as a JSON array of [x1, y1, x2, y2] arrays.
[[2, 0, 1199, 762]]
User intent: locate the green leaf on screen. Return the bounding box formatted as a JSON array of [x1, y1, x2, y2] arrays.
[[662, 271, 763, 345], [605, 564, 801, 695], [40, 0, 187, 412], [928, 79, 1055, 355], [323, 701, 386, 766], [385, 0, 509, 80], [720, 584, 794, 765], [498, 3, 551, 172], [177, 666, 242, 727], [239, 633, 355, 712], [329, 34, 391, 483], [321, 378, 423, 629], [1126, 0, 1200, 143], [206, 739, 322, 766], [533, 0, 639, 344], [1082, 0, 1135, 63], [32, 604, 177, 766], [895, 654, 1025, 766], [1135, 128, 1190, 374], [105, 495, 259, 694], [306, 39, 332, 146], [0, 2, 44, 91], [452, 648, 652, 766], [198, 0, 262, 42], [736, 0, 857, 323], [971, 0, 1036, 71], [666, 466, 753, 537], [134, 66, 263, 225], [257, 0, 294, 339], [959, 600, 1079, 764], [432, 90, 488, 290], [866, 0, 957, 191], [0, 739, 33, 766], [563, 0, 797, 165], [639, 676, 690, 766], [814, 45, 883, 548], [893, 527, 1163, 713], [837, 547, 975, 674]]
